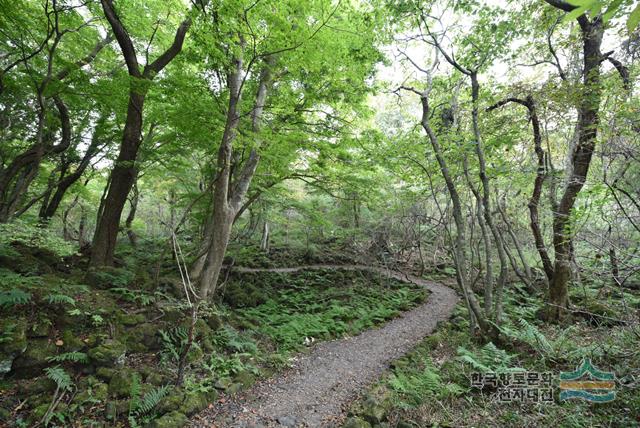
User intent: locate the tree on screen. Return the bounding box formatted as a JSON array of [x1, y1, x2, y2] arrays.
[[90, 0, 195, 266]]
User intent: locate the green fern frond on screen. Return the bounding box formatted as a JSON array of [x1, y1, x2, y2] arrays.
[[46, 352, 88, 364], [44, 366, 73, 391], [45, 293, 76, 306], [0, 289, 32, 307], [132, 385, 171, 417]]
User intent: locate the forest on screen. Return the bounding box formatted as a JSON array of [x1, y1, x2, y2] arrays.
[[0, 0, 639, 427]]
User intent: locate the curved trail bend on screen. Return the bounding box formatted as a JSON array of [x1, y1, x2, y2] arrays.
[[189, 264, 458, 428]]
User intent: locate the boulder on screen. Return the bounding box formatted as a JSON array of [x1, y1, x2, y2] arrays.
[[88, 340, 126, 368], [179, 391, 210, 416], [11, 338, 56, 376], [148, 411, 188, 428], [108, 368, 136, 398], [0, 317, 27, 376], [343, 417, 372, 428]]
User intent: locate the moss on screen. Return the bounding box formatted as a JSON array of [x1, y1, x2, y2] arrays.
[[117, 312, 146, 326], [123, 322, 160, 353], [0, 317, 27, 376], [88, 339, 126, 368], [148, 410, 188, 428], [343, 417, 373, 428], [17, 377, 56, 395], [11, 338, 56, 376], [61, 329, 85, 352], [96, 367, 116, 381], [222, 281, 266, 308], [179, 391, 210, 416], [234, 370, 256, 388], [156, 390, 185, 414], [108, 368, 136, 398]]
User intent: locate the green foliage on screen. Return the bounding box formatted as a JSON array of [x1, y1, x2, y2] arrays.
[[457, 343, 523, 373], [388, 360, 466, 407], [232, 269, 426, 351], [129, 384, 171, 425], [0, 288, 32, 307], [44, 366, 73, 391], [110, 288, 154, 305], [46, 352, 88, 364], [0, 220, 76, 258], [45, 293, 76, 306]]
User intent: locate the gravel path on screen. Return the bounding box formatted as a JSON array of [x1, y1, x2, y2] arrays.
[[189, 264, 458, 428]]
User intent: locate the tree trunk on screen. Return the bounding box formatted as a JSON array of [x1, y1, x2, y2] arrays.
[[547, 12, 603, 321], [91, 91, 145, 266]]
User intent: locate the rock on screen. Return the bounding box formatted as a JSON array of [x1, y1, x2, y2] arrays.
[[156, 389, 185, 414], [88, 340, 126, 368], [11, 338, 56, 376], [96, 367, 116, 381], [343, 417, 372, 428], [118, 312, 146, 326], [0, 317, 27, 376], [179, 391, 209, 416], [234, 370, 256, 388], [145, 370, 169, 386], [352, 386, 392, 425], [226, 382, 243, 394], [61, 329, 85, 352], [27, 318, 51, 338], [18, 377, 56, 395], [205, 313, 222, 331], [108, 368, 136, 398], [213, 377, 232, 390], [123, 323, 160, 353], [148, 410, 188, 428], [277, 415, 297, 427]]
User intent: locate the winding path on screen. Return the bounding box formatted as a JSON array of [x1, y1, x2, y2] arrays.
[[189, 265, 458, 428]]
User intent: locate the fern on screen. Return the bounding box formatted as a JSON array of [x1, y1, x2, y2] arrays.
[[45, 293, 76, 306], [0, 289, 32, 307], [457, 343, 522, 373], [127, 372, 142, 421], [46, 352, 88, 364], [44, 366, 73, 391], [132, 385, 170, 416]]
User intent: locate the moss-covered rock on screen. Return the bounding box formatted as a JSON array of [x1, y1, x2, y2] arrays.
[[108, 368, 136, 398], [157, 389, 185, 414], [343, 417, 372, 428], [148, 411, 188, 428], [222, 281, 266, 308], [179, 391, 210, 416], [17, 376, 56, 395], [61, 329, 85, 352], [350, 386, 392, 425], [117, 312, 146, 326], [27, 318, 51, 338], [11, 338, 56, 376], [123, 322, 160, 353], [85, 266, 134, 290], [0, 317, 27, 376], [234, 370, 256, 388], [204, 313, 222, 331], [96, 366, 116, 381], [88, 339, 125, 367], [143, 369, 170, 386], [73, 381, 108, 404]]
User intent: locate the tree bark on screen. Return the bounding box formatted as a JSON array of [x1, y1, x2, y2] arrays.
[[90, 0, 191, 266], [545, 4, 603, 320]]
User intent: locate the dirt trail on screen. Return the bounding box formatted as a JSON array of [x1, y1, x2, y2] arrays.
[[189, 265, 458, 428]]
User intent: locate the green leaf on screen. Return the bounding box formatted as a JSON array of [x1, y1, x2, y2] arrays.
[[627, 3, 640, 31]]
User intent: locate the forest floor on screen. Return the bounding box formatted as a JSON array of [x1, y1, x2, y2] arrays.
[[189, 265, 458, 428]]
